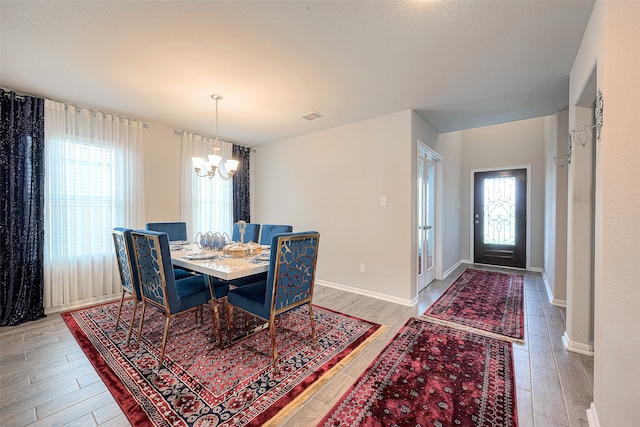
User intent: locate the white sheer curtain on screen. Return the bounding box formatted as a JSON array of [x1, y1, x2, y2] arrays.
[[180, 132, 234, 239], [44, 100, 145, 310]]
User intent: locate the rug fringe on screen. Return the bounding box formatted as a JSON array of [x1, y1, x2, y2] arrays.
[[263, 324, 388, 427], [418, 315, 524, 344]]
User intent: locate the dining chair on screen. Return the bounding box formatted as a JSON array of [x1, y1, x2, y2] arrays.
[[131, 230, 213, 364], [112, 227, 142, 344], [231, 222, 261, 244], [259, 224, 293, 245], [145, 222, 192, 279], [145, 221, 188, 241], [226, 231, 320, 373]]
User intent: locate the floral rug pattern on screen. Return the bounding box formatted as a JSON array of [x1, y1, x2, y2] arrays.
[[422, 268, 525, 342], [318, 317, 517, 427], [63, 300, 381, 427]]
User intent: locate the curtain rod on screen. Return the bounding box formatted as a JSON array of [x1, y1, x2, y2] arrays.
[[1, 87, 149, 129], [174, 129, 254, 151]]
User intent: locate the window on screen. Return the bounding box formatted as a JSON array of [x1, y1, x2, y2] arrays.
[[44, 100, 145, 309], [46, 139, 120, 257]]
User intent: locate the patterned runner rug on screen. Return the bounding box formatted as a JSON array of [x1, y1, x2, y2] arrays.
[[62, 300, 382, 426], [318, 317, 517, 427], [422, 268, 525, 343]]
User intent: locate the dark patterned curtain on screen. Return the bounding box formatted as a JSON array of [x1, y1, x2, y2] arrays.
[[232, 145, 251, 223], [0, 89, 46, 326]]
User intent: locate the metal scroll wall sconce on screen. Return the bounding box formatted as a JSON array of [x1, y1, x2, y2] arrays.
[[554, 90, 604, 168]]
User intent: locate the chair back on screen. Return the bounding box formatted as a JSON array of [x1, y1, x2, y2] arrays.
[[265, 231, 320, 315], [145, 222, 188, 242], [131, 230, 180, 313], [112, 227, 142, 302], [232, 222, 261, 243], [259, 224, 293, 245]]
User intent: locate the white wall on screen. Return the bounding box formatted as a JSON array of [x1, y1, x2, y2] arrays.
[[435, 131, 463, 275], [253, 110, 435, 305], [143, 123, 182, 223], [570, 1, 640, 425], [543, 111, 569, 305], [459, 118, 547, 269]]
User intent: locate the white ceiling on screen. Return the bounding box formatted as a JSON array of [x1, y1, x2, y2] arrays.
[[1, 0, 594, 146]]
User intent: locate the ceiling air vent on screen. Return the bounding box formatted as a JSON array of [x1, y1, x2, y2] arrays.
[[301, 112, 324, 121]]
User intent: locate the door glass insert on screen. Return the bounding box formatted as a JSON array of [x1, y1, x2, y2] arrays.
[[483, 176, 516, 245], [426, 158, 435, 270], [417, 157, 424, 276]]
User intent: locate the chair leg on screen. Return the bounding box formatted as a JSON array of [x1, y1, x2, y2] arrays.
[[270, 319, 279, 374], [309, 303, 318, 350], [126, 300, 139, 345], [159, 315, 171, 364], [115, 290, 126, 331], [136, 301, 147, 344]]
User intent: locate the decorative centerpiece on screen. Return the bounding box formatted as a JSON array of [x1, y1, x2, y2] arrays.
[[195, 231, 230, 251], [223, 241, 263, 258]]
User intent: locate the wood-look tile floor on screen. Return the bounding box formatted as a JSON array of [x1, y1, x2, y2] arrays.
[[0, 264, 593, 426]]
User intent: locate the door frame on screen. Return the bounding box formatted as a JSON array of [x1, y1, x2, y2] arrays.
[[417, 140, 443, 289], [469, 165, 531, 270]]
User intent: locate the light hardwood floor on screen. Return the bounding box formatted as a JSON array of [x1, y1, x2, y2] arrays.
[[0, 264, 593, 426]]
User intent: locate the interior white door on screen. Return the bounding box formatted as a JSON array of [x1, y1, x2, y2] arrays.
[[418, 151, 436, 291]]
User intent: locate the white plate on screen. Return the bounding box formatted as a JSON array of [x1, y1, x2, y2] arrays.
[[184, 253, 218, 260], [170, 240, 190, 245]]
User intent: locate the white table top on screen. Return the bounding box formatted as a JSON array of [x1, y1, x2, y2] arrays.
[[170, 243, 270, 280]]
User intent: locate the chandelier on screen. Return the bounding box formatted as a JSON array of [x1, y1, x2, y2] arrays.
[[191, 94, 239, 180]]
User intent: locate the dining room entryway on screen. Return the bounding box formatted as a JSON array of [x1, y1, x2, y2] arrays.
[[472, 168, 528, 268]]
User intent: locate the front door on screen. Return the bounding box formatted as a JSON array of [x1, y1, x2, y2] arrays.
[[473, 169, 527, 268]]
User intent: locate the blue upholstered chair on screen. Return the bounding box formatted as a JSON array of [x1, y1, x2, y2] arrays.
[[131, 230, 213, 364], [112, 228, 142, 344], [231, 222, 261, 244], [145, 221, 188, 241], [145, 222, 192, 280], [226, 231, 320, 373], [259, 224, 293, 246]]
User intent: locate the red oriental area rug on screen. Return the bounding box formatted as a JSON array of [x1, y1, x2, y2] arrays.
[[318, 317, 517, 427], [422, 268, 524, 343], [62, 300, 382, 427]]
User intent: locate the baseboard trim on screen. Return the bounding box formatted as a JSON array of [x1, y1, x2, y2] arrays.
[[443, 260, 463, 280], [562, 331, 594, 356], [586, 402, 600, 427], [45, 293, 121, 315], [316, 280, 417, 307], [541, 270, 567, 307]]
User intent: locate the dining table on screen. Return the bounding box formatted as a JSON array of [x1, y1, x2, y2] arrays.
[[169, 242, 270, 281], [169, 241, 272, 347]]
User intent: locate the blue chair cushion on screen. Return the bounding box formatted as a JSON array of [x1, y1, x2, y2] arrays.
[[259, 224, 293, 245], [174, 275, 210, 313], [173, 268, 193, 280], [232, 223, 261, 244], [145, 222, 188, 242], [227, 280, 269, 320]]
